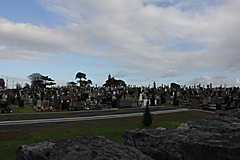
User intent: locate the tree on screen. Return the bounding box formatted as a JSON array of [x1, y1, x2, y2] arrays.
[[15, 83, 22, 90], [142, 101, 153, 127], [28, 73, 56, 89], [81, 79, 93, 87], [24, 83, 30, 89], [75, 72, 86, 87], [28, 73, 44, 90], [41, 75, 56, 87], [103, 78, 126, 87]]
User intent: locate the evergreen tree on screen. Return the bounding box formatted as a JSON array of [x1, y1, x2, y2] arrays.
[[142, 101, 153, 127]]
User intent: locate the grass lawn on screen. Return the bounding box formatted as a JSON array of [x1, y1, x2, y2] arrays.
[[0, 110, 218, 160], [9, 104, 36, 114]]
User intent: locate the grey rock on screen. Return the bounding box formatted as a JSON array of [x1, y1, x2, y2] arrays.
[[16, 136, 153, 160], [123, 111, 240, 160]]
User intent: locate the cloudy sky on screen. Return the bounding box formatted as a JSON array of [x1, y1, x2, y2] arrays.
[[0, 0, 240, 88]]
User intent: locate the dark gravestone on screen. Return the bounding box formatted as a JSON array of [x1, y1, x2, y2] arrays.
[[0, 101, 7, 108], [161, 94, 166, 104], [106, 96, 112, 105], [112, 99, 120, 108], [190, 99, 201, 109], [94, 105, 102, 110], [54, 100, 60, 109], [97, 96, 101, 104], [11, 97, 15, 104], [7, 97, 11, 106], [77, 96, 81, 102], [19, 100, 24, 108], [62, 100, 69, 110], [41, 92, 44, 101], [173, 92, 178, 106], [235, 99, 240, 108], [81, 93, 88, 101], [150, 97, 155, 106], [120, 99, 132, 108], [101, 98, 106, 104]]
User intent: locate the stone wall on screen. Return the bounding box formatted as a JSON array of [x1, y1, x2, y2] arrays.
[[122, 110, 240, 160]]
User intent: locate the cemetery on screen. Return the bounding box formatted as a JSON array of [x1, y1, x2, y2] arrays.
[[1, 80, 240, 114], [1, 74, 240, 159]]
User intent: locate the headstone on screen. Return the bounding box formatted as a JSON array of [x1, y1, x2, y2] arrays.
[[143, 99, 148, 107], [81, 93, 88, 101], [106, 95, 112, 105], [7, 97, 11, 106], [97, 96, 101, 104], [120, 99, 132, 108], [202, 98, 208, 105], [101, 98, 106, 104], [125, 94, 131, 100], [25, 94, 29, 101], [150, 97, 156, 106], [54, 93, 58, 100], [139, 93, 143, 101], [19, 100, 24, 108], [211, 97, 219, 104], [62, 100, 69, 110], [42, 100, 49, 109], [37, 100, 42, 107], [54, 99, 60, 109], [2, 94, 7, 101], [28, 98, 33, 104], [0, 101, 7, 108], [70, 94, 76, 107], [191, 99, 201, 109]]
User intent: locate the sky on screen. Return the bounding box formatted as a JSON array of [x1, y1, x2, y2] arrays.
[[1, 0, 240, 88]]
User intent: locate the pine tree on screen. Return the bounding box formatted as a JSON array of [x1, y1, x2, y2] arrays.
[[142, 101, 153, 127]]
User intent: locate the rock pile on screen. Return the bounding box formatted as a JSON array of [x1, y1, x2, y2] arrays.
[[123, 110, 240, 160], [16, 110, 240, 160], [16, 136, 152, 160]]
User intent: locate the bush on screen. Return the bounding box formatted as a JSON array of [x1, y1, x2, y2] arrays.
[[6, 107, 12, 113], [142, 102, 153, 126]]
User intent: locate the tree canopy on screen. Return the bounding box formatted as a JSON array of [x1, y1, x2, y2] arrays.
[[103, 77, 126, 87], [28, 73, 56, 89], [75, 72, 86, 80], [75, 72, 92, 87]]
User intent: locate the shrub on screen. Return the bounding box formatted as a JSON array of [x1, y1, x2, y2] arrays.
[[142, 102, 153, 126]]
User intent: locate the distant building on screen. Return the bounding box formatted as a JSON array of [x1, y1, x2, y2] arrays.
[[0, 78, 5, 90]]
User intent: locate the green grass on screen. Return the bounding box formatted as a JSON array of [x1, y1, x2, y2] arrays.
[[0, 121, 191, 160], [0, 110, 218, 160], [9, 104, 36, 114]]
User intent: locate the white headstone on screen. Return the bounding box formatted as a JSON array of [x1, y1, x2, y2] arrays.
[[139, 93, 143, 101], [28, 98, 33, 104], [37, 100, 42, 107], [143, 99, 148, 107], [2, 94, 7, 101]]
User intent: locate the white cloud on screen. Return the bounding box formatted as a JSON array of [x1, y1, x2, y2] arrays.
[[113, 70, 130, 78], [189, 76, 240, 87], [162, 69, 181, 78], [1, 0, 240, 78]]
